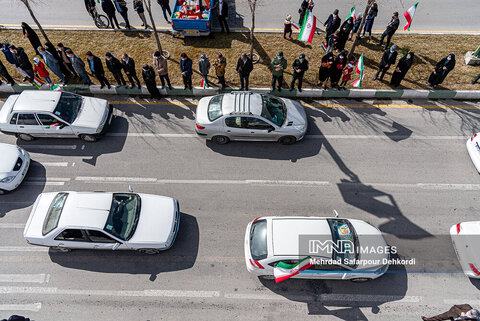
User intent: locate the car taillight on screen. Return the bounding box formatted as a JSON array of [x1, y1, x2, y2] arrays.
[[470, 263, 480, 275], [457, 223, 462, 234], [196, 124, 205, 130], [472, 134, 478, 141]]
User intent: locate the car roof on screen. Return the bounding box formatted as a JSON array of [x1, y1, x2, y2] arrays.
[[57, 191, 113, 230], [12, 90, 62, 113], [271, 217, 333, 257], [221, 92, 263, 117]]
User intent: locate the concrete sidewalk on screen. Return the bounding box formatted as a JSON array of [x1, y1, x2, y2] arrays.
[[1, 83, 480, 100]]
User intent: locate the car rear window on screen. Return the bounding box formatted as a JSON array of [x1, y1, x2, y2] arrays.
[[42, 193, 68, 236], [207, 95, 223, 121], [250, 219, 268, 260]]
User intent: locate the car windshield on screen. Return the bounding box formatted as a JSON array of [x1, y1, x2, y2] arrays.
[[42, 192, 68, 236], [53, 92, 83, 124], [104, 193, 141, 241], [208, 95, 223, 121], [327, 219, 359, 268], [250, 219, 268, 260], [260, 95, 286, 127]]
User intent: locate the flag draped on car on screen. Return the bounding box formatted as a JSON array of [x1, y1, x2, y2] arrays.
[[346, 6, 356, 20], [352, 53, 364, 88], [403, 2, 419, 31], [274, 256, 313, 283], [298, 11, 316, 43]]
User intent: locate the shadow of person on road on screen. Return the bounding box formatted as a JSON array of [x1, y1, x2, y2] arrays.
[[48, 212, 199, 281]]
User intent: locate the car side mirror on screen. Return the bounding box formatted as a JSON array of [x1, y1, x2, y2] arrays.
[[59, 124, 66, 129], [128, 185, 133, 193], [112, 243, 121, 250], [268, 127, 275, 133]]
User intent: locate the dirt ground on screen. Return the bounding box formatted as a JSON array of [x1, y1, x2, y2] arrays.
[[1, 29, 480, 90]]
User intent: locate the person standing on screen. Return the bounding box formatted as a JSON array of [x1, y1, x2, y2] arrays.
[[21, 22, 42, 55], [362, 2, 378, 40], [428, 54, 456, 88], [330, 50, 347, 88], [324, 9, 341, 43], [38, 46, 67, 84], [0, 58, 15, 86], [57, 43, 78, 79], [373, 44, 398, 81], [236, 53, 253, 90], [0, 43, 16, 66], [198, 54, 211, 88], [122, 53, 141, 89], [114, 0, 131, 29], [326, 31, 340, 53], [105, 52, 126, 87], [102, 0, 121, 29], [65, 49, 92, 85], [289, 54, 308, 92], [218, 0, 230, 34], [10, 46, 34, 83], [157, 0, 172, 24], [85, 0, 96, 17], [377, 12, 399, 50], [45, 41, 71, 78], [337, 17, 354, 51], [86, 51, 111, 89], [284, 15, 293, 40], [134, 0, 150, 29], [142, 64, 161, 99], [180, 53, 193, 90], [213, 53, 227, 89], [298, 0, 309, 25], [350, 13, 363, 40], [421, 305, 480, 321], [33, 57, 52, 86], [270, 51, 287, 91], [317, 51, 334, 88], [390, 52, 414, 87], [339, 60, 354, 90], [153, 51, 172, 90]]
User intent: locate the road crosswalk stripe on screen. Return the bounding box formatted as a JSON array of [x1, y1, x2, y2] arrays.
[[0, 303, 41, 312], [0, 274, 49, 284]]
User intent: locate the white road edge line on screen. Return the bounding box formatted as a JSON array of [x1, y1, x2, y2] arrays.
[[20, 145, 77, 150], [0, 247, 49, 252], [0, 274, 49, 284], [0, 303, 41, 312], [31, 162, 69, 167]]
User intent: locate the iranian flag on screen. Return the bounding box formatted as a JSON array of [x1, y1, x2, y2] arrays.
[[321, 41, 327, 52], [274, 256, 313, 283], [298, 11, 316, 43], [291, 22, 301, 30], [33, 76, 42, 88], [403, 2, 419, 31], [200, 78, 207, 89], [352, 53, 364, 88], [346, 6, 356, 20]]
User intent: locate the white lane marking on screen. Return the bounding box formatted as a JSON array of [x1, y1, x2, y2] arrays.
[[23, 181, 65, 186], [0, 274, 49, 284], [107, 133, 196, 137], [417, 183, 480, 190], [0, 247, 49, 252], [21, 145, 77, 150], [245, 180, 330, 186], [76, 176, 158, 183], [225, 293, 421, 303], [0, 223, 24, 228], [0, 303, 41, 312], [23, 177, 70, 186], [31, 162, 68, 167]]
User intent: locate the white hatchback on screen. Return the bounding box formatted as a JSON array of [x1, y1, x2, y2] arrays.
[[24, 191, 180, 254], [0, 143, 30, 194], [450, 221, 480, 278]]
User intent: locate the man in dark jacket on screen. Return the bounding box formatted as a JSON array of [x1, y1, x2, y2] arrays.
[[0, 58, 15, 85], [218, 0, 230, 33], [142, 64, 161, 99], [0, 43, 16, 65], [373, 44, 398, 81], [121, 53, 141, 89], [289, 54, 309, 92], [114, 0, 131, 29], [86, 51, 111, 89], [180, 53, 193, 90], [324, 9, 341, 42], [157, 0, 172, 23], [105, 52, 126, 86], [9, 46, 34, 82], [101, 0, 121, 29], [422, 304, 479, 321], [298, 0, 309, 25], [236, 53, 253, 90], [377, 12, 399, 50], [57, 43, 78, 79], [85, 0, 96, 17]]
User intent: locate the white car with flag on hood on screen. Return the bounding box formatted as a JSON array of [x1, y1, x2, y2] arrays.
[[195, 91, 307, 145], [0, 143, 30, 194], [23, 189, 180, 254]]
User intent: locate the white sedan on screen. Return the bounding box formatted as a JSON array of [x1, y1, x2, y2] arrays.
[[466, 133, 480, 172], [450, 221, 480, 278], [0, 143, 30, 194], [24, 191, 180, 254]]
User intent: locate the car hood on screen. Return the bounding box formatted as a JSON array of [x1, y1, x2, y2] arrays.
[[0, 144, 20, 174], [283, 99, 308, 128], [72, 97, 108, 129], [128, 194, 176, 245], [195, 96, 214, 125], [350, 219, 389, 269]]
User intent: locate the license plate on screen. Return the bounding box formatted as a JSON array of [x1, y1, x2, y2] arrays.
[[185, 30, 199, 35]]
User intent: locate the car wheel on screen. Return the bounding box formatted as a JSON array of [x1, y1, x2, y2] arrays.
[[79, 134, 98, 142], [50, 246, 71, 253], [350, 278, 371, 283], [0, 189, 7, 195], [17, 133, 35, 141], [279, 136, 297, 145], [212, 135, 230, 145], [138, 248, 160, 255]]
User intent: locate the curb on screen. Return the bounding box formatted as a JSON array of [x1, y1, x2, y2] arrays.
[[1, 84, 480, 100]]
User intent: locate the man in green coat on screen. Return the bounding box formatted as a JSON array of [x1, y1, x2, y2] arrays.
[[271, 51, 287, 91]]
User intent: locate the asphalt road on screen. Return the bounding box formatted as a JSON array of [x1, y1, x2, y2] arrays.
[[1, 0, 479, 32], [1, 97, 480, 320]]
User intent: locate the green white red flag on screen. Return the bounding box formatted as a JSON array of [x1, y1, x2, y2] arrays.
[[298, 11, 316, 43], [403, 2, 419, 31], [291, 22, 301, 30], [346, 6, 356, 20], [274, 256, 313, 283], [33, 76, 42, 88], [201, 78, 207, 89], [352, 53, 364, 88]]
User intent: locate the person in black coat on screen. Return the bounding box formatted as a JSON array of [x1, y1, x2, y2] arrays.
[[45, 41, 71, 78], [289, 54, 309, 92], [84, 0, 96, 17], [324, 9, 341, 43], [236, 53, 253, 90], [180, 53, 193, 90], [330, 50, 347, 88], [377, 12, 399, 50], [373, 45, 398, 81], [57, 43, 78, 79], [428, 54, 456, 88], [217, 0, 230, 33], [102, 0, 121, 29], [142, 64, 161, 99], [298, 0, 309, 25], [86, 51, 111, 89], [390, 52, 414, 87], [114, 0, 131, 29], [21, 22, 42, 55], [10, 46, 34, 82], [0, 58, 15, 85], [318, 51, 334, 88], [105, 52, 126, 86], [337, 17, 353, 51], [121, 53, 141, 88]]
